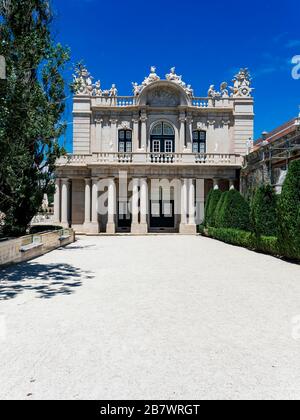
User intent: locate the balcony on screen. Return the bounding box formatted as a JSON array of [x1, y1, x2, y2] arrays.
[[57, 153, 243, 167], [90, 96, 235, 109]]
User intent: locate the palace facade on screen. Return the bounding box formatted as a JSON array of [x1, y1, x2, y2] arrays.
[[54, 66, 254, 234]]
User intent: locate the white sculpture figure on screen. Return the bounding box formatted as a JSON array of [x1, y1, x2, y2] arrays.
[[230, 68, 254, 97], [142, 66, 160, 87], [109, 84, 118, 97], [166, 67, 183, 84], [93, 80, 102, 96], [72, 64, 93, 95], [208, 84, 219, 98], [220, 82, 229, 97], [132, 82, 141, 96], [185, 84, 194, 97]]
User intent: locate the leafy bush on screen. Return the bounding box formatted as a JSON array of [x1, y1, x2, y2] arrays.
[[207, 227, 254, 248], [204, 188, 222, 227], [251, 185, 278, 237], [216, 189, 250, 231], [205, 227, 282, 258], [29, 225, 62, 235], [277, 160, 300, 259], [214, 192, 227, 228]]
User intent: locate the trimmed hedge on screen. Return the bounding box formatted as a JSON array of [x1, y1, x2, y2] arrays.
[[251, 185, 277, 237], [214, 191, 227, 228], [217, 189, 251, 231], [204, 227, 283, 258], [204, 188, 222, 227], [277, 160, 300, 259]]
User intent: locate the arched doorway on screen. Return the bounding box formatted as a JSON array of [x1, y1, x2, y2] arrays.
[[150, 122, 175, 154]]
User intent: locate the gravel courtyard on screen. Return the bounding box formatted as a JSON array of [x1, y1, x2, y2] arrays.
[[0, 235, 300, 400]]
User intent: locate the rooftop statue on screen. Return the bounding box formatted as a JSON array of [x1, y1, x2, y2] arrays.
[[109, 84, 118, 97], [72, 63, 93, 95], [93, 80, 102, 96], [230, 68, 254, 97], [207, 85, 220, 98], [220, 82, 229, 97], [142, 66, 161, 87]]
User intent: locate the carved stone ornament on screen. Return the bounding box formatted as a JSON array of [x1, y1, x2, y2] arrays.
[[120, 121, 131, 130], [133, 66, 194, 98], [147, 86, 180, 107], [230, 68, 254, 97], [72, 64, 93, 95]]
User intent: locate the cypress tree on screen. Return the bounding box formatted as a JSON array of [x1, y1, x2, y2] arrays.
[[278, 160, 300, 259], [0, 0, 70, 236], [251, 185, 277, 237]]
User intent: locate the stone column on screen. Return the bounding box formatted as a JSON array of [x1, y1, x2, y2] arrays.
[[132, 116, 139, 152], [188, 179, 196, 228], [186, 114, 193, 152], [91, 177, 99, 233], [61, 178, 70, 227], [84, 178, 91, 226], [179, 113, 186, 152], [179, 179, 188, 233], [131, 178, 140, 233], [213, 179, 220, 190], [140, 112, 147, 151], [196, 179, 205, 225], [106, 178, 116, 234], [95, 116, 103, 153], [110, 118, 118, 151], [53, 178, 61, 223], [139, 178, 148, 234]]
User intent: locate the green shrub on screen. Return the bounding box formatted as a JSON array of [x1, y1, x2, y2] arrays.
[[204, 189, 213, 226], [204, 188, 222, 227], [206, 227, 281, 258], [256, 236, 279, 255], [214, 191, 227, 228], [216, 189, 250, 231], [29, 225, 62, 235], [251, 185, 278, 237], [278, 160, 300, 259], [208, 227, 253, 248], [198, 224, 205, 234]]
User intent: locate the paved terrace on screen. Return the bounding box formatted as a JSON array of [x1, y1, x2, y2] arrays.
[[0, 235, 299, 400]]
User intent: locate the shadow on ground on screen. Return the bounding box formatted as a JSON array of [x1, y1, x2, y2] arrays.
[[0, 261, 94, 301]]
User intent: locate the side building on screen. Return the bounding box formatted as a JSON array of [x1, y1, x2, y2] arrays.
[[55, 66, 254, 234], [241, 114, 300, 195]]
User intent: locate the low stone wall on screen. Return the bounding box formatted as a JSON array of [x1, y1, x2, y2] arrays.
[[0, 229, 75, 267]]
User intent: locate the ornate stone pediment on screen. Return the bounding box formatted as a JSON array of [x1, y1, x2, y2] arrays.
[[146, 86, 181, 107]]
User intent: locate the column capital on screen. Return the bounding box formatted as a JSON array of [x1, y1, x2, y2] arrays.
[[61, 178, 70, 184], [84, 177, 91, 184]]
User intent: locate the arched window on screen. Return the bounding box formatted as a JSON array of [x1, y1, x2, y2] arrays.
[[192, 130, 206, 153], [150, 122, 175, 153], [118, 129, 132, 153]]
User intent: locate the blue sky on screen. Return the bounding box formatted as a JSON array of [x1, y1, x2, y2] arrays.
[[51, 0, 300, 152]]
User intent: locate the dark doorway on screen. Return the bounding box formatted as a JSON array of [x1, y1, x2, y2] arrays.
[[150, 200, 175, 228]]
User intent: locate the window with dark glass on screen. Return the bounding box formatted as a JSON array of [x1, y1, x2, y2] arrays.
[[192, 130, 206, 153], [118, 130, 132, 153]]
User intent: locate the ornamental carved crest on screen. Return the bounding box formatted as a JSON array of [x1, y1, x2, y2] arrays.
[[146, 87, 180, 107]]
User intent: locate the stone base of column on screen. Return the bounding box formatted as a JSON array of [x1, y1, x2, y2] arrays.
[[131, 223, 148, 235], [83, 222, 99, 234], [179, 223, 197, 235], [106, 223, 116, 235]]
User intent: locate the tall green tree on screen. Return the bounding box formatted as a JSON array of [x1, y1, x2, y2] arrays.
[[0, 0, 69, 236], [251, 185, 277, 237], [277, 160, 300, 259]]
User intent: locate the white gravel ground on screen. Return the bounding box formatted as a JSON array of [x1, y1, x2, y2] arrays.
[[0, 235, 300, 400]]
